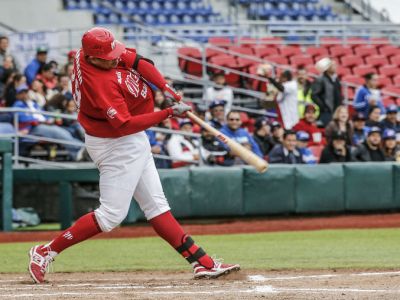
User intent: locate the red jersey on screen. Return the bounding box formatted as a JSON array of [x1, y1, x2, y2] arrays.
[[71, 49, 172, 138]]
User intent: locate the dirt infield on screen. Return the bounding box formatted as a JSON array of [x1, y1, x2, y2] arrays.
[[1, 212, 400, 243], [2, 269, 400, 299]]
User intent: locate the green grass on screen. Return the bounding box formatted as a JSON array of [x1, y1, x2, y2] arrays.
[[15, 223, 61, 231], [2, 228, 400, 273]]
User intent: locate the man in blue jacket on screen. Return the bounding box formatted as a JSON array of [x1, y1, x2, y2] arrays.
[[353, 73, 385, 118], [220, 111, 263, 165], [24, 46, 48, 85], [12, 84, 83, 160]]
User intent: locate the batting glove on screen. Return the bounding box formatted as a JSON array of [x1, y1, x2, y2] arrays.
[[163, 84, 182, 102], [171, 102, 191, 116]]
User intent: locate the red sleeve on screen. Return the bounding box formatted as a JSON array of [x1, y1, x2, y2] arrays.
[[136, 58, 167, 90]]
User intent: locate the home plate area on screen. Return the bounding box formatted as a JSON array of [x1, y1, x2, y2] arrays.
[[1, 270, 400, 299]]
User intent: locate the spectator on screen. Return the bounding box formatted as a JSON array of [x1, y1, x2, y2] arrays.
[[296, 131, 317, 164], [167, 119, 199, 168], [24, 46, 48, 85], [269, 130, 303, 164], [28, 79, 47, 108], [312, 58, 343, 126], [381, 104, 399, 133], [67, 50, 77, 64], [154, 90, 166, 109], [57, 73, 72, 98], [352, 126, 385, 162], [253, 63, 273, 93], [353, 73, 385, 118], [63, 62, 74, 79], [320, 131, 353, 163], [220, 111, 263, 165], [204, 72, 234, 113], [4, 73, 26, 107], [274, 70, 299, 129], [62, 99, 85, 141], [0, 35, 19, 70], [325, 105, 353, 146], [146, 129, 171, 169], [382, 129, 400, 162], [199, 126, 228, 166], [352, 113, 367, 146], [0, 55, 15, 96], [253, 117, 274, 158], [293, 103, 325, 146], [297, 66, 319, 119], [270, 121, 284, 146], [365, 106, 383, 130], [208, 100, 226, 129], [36, 63, 57, 90], [12, 84, 84, 161]]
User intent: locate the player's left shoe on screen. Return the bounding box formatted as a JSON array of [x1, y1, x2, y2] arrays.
[[193, 258, 240, 279], [28, 245, 54, 284]]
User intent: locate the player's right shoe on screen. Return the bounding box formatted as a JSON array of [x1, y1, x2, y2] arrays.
[[28, 245, 53, 284], [193, 258, 240, 279]]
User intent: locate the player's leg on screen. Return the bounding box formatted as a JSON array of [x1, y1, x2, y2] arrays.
[[28, 133, 148, 283], [133, 153, 240, 278]]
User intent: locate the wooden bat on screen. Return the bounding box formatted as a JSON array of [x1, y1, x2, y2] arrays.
[[186, 111, 269, 173]]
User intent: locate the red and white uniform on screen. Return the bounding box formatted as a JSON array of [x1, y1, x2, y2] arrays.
[[71, 49, 172, 232]]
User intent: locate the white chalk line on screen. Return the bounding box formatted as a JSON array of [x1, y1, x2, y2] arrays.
[[248, 270, 400, 282]]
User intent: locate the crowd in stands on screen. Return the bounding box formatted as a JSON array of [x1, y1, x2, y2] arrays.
[[0, 32, 399, 166]]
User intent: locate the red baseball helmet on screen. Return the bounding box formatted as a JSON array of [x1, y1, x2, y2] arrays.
[[81, 27, 125, 60]]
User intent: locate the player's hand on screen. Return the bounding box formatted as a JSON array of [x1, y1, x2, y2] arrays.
[[163, 84, 182, 102], [171, 102, 191, 116]]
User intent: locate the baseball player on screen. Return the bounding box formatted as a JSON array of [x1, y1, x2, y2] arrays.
[[28, 27, 240, 283]]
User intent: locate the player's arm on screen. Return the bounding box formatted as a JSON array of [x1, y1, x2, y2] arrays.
[[119, 49, 181, 102]]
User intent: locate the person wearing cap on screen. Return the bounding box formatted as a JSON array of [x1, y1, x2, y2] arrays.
[[12, 83, 84, 160], [204, 72, 234, 113], [220, 111, 263, 165], [354, 73, 385, 118], [199, 126, 229, 166], [297, 66, 319, 119], [270, 121, 284, 146], [167, 119, 199, 168], [311, 57, 343, 126], [325, 105, 353, 146], [352, 126, 385, 162], [293, 103, 325, 146], [382, 129, 400, 162], [352, 112, 367, 146], [269, 130, 304, 164], [208, 100, 226, 129], [275, 70, 299, 130], [24, 46, 48, 85], [252, 117, 274, 157], [320, 130, 353, 163], [296, 131, 317, 164], [28, 27, 239, 284], [381, 104, 399, 134], [365, 105, 384, 130]]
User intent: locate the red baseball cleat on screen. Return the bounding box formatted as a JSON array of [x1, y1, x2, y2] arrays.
[[28, 245, 53, 284], [193, 258, 240, 279]]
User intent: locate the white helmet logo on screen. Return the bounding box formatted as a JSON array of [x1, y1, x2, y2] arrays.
[[111, 40, 116, 50], [107, 107, 117, 119]]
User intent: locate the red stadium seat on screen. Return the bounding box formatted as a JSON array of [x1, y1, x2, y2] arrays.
[[364, 55, 389, 68], [253, 46, 279, 58], [209, 55, 241, 87], [379, 45, 400, 57], [341, 75, 365, 86], [329, 45, 353, 58], [228, 46, 254, 56], [336, 66, 351, 78], [390, 55, 400, 66], [354, 45, 379, 58], [370, 37, 391, 47], [279, 46, 302, 58], [353, 65, 376, 77], [205, 47, 226, 59], [342, 86, 356, 101], [234, 37, 257, 46], [392, 75, 400, 86], [306, 65, 319, 75], [208, 37, 232, 47], [341, 55, 364, 68], [377, 76, 392, 88], [320, 37, 342, 47], [237, 57, 259, 71], [305, 47, 329, 58], [382, 86, 400, 105], [263, 55, 289, 65], [260, 36, 284, 45], [379, 65, 399, 78], [177, 47, 203, 77], [290, 55, 314, 68], [346, 37, 368, 48]]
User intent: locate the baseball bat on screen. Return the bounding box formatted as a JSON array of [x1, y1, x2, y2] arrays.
[[186, 111, 269, 173]]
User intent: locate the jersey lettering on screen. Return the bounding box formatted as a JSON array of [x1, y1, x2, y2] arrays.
[[125, 72, 140, 97]]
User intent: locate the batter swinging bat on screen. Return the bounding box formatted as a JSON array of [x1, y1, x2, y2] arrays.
[[186, 111, 269, 173]]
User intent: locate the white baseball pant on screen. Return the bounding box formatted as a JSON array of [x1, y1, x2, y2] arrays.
[[85, 131, 171, 232]]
